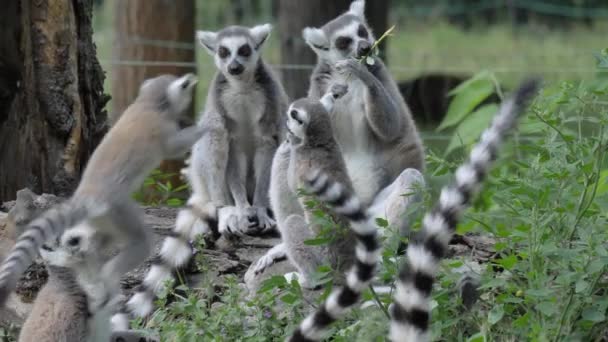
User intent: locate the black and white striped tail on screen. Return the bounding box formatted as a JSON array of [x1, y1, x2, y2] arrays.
[[0, 200, 93, 306], [112, 195, 218, 325], [389, 78, 541, 341], [289, 170, 380, 342]]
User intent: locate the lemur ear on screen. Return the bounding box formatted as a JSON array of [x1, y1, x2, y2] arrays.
[[348, 0, 366, 18], [302, 27, 329, 53], [250, 23, 272, 50], [196, 30, 218, 56]]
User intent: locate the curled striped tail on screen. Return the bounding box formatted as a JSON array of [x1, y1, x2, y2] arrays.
[[389, 78, 541, 342], [289, 170, 380, 342], [0, 200, 94, 306], [114, 196, 218, 324]]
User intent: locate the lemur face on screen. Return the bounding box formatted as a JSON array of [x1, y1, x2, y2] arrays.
[[138, 73, 197, 119], [197, 24, 272, 79], [40, 224, 108, 268], [285, 103, 310, 146], [302, 0, 376, 64]]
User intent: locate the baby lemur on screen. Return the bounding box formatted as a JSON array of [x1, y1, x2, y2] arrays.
[[0, 73, 203, 309], [266, 84, 382, 341], [187, 24, 288, 238], [20, 225, 156, 342], [248, 84, 378, 290]]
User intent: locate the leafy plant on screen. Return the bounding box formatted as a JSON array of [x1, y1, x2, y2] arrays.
[[134, 54, 608, 341]]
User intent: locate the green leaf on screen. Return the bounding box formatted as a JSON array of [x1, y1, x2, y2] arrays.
[[280, 293, 299, 304], [445, 104, 498, 155], [488, 305, 504, 325], [466, 332, 486, 342], [582, 307, 605, 323], [375, 217, 389, 228], [166, 198, 183, 207], [494, 254, 518, 271], [536, 301, 558, 317], [438, 73, 494, 131], [594, 169, 608, 196]]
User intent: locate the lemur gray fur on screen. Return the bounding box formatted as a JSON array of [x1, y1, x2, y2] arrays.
[[0, 73, 203, 309], [389, 79, 540, 341], [187, 24, 288, 238], [303, 0, 425, 230]]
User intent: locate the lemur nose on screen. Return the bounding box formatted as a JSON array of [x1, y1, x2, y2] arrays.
[[357, 41, 372, 57], [228, 62, 244, 75]]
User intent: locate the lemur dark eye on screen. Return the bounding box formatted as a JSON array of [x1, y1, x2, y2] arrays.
[[335, 36, 353, 50], [67, 236, 80, 247], [180, 80, 189, 89], [218, 46, 230, 59], [357, 25, 368, 39], [290, 110, 303, 124], [238, 44, 252, 57], [290, 110, 299, 120]]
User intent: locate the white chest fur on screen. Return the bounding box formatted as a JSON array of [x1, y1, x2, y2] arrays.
[[330, 79, 384, 204], [222, 85, 266, 135], [331, 79, 369, 152]]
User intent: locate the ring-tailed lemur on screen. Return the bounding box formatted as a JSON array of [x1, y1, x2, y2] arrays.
[[389, 79, 540, 341], [187, 24, 288, 238], [0, 73, 203, 307], [19, 225, 156, 342], [302, 0, 425, 234], [248, 84, 377, 290]]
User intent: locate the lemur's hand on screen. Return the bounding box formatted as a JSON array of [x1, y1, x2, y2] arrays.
[[329, 83, 348, 100]]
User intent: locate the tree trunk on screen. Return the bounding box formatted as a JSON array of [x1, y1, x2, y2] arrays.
[[112, 0, 195, 201], [0, 0, 109, 202], [366, 0, 390, 63], [278, 0, 390, 99]]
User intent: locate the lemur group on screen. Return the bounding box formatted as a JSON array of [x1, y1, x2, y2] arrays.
[[0, 1, 540, 341]]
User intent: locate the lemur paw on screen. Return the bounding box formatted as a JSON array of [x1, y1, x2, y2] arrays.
[[334, 59, 366, 79], [250, 253, 276, 275], [235, 207, 276, 236], [329, 83, 349, 99], [218, 206, 246, 237]]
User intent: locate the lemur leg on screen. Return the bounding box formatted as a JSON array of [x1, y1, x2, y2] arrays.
[[368, 168, 425, 238], [249, 136, 278, 234], [192, 126, 231, 205], [99, 201, 153, 282], [334, 59, 402, 141], [224, 149, 257, 235], [281, 214, 326, 289], [249, 243, 288, 275]]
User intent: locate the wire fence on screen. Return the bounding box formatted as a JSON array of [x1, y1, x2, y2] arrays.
[[399, 0, 608, 19], [100, 58, 599, 74], [105, 35, 602, 74]]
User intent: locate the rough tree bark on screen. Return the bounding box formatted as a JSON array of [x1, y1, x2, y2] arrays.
[[0, 0, 109, 202], [112, 0, 195, 200], [278, 0, 390, 99]]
